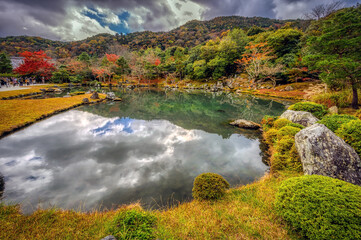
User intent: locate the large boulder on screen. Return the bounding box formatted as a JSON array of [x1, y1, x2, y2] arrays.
[[280, 110, 319, 127], [230, 119, 261, 129], [295, 123, 361, 186]]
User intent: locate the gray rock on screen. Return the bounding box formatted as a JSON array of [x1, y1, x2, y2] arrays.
[[280, 110, 319, 127], [100, 236, 117, 240], [329, 106, 338, 114], [82, 98, 89, 103], [90, 92, 99, 99], [284, 85, 294, 91], [63, 94, 71, 98], [295, 123, 361, 186], [106, 92, 116, 100], [230, 119, 261, 129]]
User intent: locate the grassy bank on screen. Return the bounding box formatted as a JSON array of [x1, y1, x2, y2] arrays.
[[0, 93, 105, 138], [0, 172, 301, 239]]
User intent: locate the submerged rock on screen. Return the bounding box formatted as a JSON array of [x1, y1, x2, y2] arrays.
[[295, 123, 361, 186], [230, 119, 261, 129], [280, 110, 319, 127]]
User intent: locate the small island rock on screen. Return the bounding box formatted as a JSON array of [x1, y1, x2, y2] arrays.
[[82, 98, 90, 103], [90, 92, 99, 99], [280, 110, 319, 127], [295, 123, 361, 186], [230, 119, 261, 129]]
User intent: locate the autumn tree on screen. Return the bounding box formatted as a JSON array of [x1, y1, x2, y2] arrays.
[[14, 51, 55, 78], [304, 5, 361, 109], [236, 42, 283, 87], [0, 52, 12, 73]]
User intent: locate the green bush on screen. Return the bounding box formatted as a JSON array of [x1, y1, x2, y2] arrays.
[[318, 114, 358, 132], [273, 118, 304, 130], [192, 173, 230, 200], [288, 102, 328, 119], [264, 128, 278, 145], [106, 208, 157, 240], [261, 115, 278, 131], [276, 126, 302, 140], [275, 175, 361, 240], [336, 119, 361, 156], [272, 136, 302, 172]]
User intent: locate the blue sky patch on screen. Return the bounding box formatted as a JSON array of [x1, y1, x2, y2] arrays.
[[83, 7, 131, 34]]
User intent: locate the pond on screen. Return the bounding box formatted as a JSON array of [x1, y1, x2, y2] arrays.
[[0, 89, 288, 212]]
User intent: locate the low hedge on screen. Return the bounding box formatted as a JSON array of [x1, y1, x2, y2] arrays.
[[318, 114, 358, 132], [288, 102, 328, 119], [275, 175, 361, 240], [336, 119, 361, 157]]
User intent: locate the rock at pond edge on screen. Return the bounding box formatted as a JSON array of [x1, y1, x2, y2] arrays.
[[295, 123, 361, 186], [229, 119, 261, 129], [280, 110, 319, 127]]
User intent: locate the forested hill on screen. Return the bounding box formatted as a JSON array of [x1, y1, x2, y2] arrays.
[[0, 16, 308, 58]]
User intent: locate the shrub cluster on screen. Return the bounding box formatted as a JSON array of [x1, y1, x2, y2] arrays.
[[275, 175, 361, 240], [336, 119, 361, 157], [263, 117, 303, 172], [260, 115, 278, 131], [288, 102, 328, 119], [106, 208, 157, 240], [192, 173, 230, 200], [318, 114, 358, 132]]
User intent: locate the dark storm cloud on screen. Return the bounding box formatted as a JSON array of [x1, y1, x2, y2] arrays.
[[0, 0, 359, 40]]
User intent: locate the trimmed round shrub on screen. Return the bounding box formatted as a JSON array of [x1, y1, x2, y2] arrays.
[[106, 208, 157, 240], [274, 118, 304, 130], [272, 136, 302, 172], [288, 102, 328, 119], [192, 173, 230, 200], [318, 114, 358, 132], [275, 175, 361, 240], [336, 119, 361, 156], [276, 126, 302, 140]]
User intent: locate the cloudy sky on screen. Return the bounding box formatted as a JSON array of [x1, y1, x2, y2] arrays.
[[0, 0, 359, 41]]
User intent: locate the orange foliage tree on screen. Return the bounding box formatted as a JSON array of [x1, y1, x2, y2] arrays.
[[14, 51, 55, 78], [235, 42, 283, 87]]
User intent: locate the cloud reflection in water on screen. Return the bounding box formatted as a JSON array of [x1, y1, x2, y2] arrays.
[[0, 110, 267, 212]]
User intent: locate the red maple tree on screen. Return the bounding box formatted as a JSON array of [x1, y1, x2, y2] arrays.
[[106, 54, 119, 64], [14, 51, 55, 78]]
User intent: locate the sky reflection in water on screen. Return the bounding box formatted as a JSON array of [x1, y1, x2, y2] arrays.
[[0, 108, 268, 212]]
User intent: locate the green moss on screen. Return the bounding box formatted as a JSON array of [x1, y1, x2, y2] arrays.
[[272, 136, 302, 172], [275, 175, 361, 240], [288, 102, 328, 119], [276, 126, 301, 140], [264, 128, 278, 145], [192, 173, 230, 201], [318, 114, 358, 132], [105, 208, 157, 240], [336, 119, 361, 156]]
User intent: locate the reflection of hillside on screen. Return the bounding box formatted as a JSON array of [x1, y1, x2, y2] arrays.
[[80, 89, 286, 139]]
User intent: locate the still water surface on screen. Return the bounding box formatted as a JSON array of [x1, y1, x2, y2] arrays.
[[0, 90, 288, 212]]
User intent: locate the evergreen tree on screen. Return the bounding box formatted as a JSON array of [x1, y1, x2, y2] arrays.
[[0, 52, 13, 73], [304, 5, 361, 109]]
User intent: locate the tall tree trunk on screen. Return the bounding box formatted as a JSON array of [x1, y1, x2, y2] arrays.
[[351, 82, 359, 109]]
